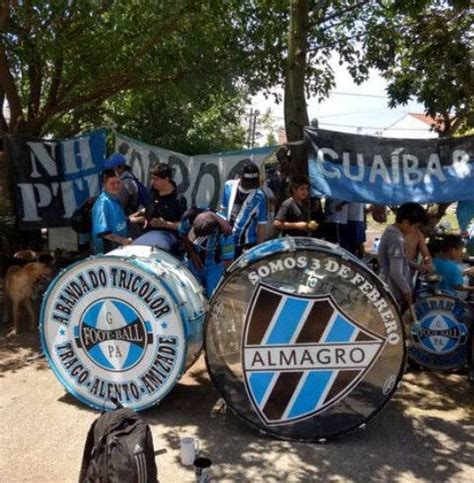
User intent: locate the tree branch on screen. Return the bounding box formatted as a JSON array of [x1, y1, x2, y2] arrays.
[[0, 43, 23, 131], [311, 0, 372, 27], [53, 9, 193, 116], [0, 86, 8, 132], [43, 51, 63, 113], [0, 0, 9, 31], [27, 57, 42, 120]]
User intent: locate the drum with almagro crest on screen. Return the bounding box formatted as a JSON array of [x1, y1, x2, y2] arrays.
[[40, 245, 207, 411], [205, 237, 405, 441]]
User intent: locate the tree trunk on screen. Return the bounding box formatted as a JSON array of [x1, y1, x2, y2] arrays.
[[284, 0, 310, 179]]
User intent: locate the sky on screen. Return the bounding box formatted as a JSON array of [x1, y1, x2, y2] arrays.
[[251, 57, 430, 144]]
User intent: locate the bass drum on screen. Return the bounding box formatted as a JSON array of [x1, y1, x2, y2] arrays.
[[403, 289, 471, 370], [206, 237, 405, 442], [40, 246, 207, 411]]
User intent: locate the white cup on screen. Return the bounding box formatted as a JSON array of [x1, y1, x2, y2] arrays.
[[180, 437, 199, 466]]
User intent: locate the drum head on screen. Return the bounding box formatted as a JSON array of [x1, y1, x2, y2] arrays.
[[403, 292, 471, 370], [206, 238, 405, 441], [40, 255, 195, 411]]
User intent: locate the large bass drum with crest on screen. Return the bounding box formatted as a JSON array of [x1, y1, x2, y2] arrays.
[[205, 237, 405, 441], [40, 245, 207, 411]]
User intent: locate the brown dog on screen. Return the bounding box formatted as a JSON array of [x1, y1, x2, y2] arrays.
[[3, 261, 52, 336]]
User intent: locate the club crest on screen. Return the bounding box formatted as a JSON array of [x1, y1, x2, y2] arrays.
[[406, 293, 471, 369], [242, 284, 386, 425], [76, 299, 153, 372], [411, 313, 467, 355]]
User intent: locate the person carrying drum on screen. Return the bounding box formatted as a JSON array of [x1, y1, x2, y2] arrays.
[[179, 209, 234, 297], [220, 161, 267, 258], [377, 202, 427, 309], [133, 163, 187, 252], [91, 169, 145, 254], [273, 176, 318, 237], [433, 235, 474, 296]]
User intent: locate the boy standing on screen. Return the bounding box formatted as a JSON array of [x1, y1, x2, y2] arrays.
[[274, 176, 318, 237], [377, 202, 427, 309]]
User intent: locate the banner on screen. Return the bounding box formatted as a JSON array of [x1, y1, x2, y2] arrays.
[[306, 128, 474, 204], [115, 133, 276, 209], [5, 129, 107, 229]]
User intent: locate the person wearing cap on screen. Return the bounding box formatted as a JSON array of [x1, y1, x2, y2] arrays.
[[103, 153, 140, 214], [133, 163, 187, 252], [91, 169, 144, 254], [179, 208, 234, 297], [220, 161, 267, 258]]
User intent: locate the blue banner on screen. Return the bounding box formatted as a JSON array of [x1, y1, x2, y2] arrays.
[[6, 129, 107, 229], [306, 128, 474, 204]]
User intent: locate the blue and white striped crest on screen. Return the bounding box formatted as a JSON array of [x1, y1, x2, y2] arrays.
[[242, 284, 386, 425]]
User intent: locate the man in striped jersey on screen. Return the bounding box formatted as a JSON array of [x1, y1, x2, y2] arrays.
[[220, 161, 267, 258]]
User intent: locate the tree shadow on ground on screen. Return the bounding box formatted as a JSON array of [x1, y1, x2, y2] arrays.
[[0, 327, 47, 376], [141, 361, 474, 482], [45, 353, 473, 481]]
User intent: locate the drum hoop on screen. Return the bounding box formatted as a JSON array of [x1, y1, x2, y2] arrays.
[[205, 240, 406, 441], [40, 254, 199, 411]]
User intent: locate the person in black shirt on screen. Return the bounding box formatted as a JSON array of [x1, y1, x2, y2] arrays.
[[274, 176, 318, 237], [133, 163, 187, 251]]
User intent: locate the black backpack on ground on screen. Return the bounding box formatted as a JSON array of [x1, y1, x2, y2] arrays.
[[79, 405, 158, 483]]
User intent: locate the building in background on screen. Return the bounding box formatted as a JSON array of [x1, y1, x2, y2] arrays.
[[377, 113, 443, 139]]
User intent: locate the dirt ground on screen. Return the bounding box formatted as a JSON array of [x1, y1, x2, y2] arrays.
[[0, 328, 473, 483]]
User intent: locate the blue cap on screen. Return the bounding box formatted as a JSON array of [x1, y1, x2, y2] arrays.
[[104, 153, 126, 169]]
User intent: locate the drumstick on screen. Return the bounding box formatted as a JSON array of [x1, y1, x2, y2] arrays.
[[409, 304, 418, 324]]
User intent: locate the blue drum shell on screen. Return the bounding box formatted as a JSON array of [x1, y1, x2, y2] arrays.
[[40, 247, 207, 412]]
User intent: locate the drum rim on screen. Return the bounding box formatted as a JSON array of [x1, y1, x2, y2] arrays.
[[40, 254, 191, 412], [403, 292, 471, 371], [205, 241, 406, 442]]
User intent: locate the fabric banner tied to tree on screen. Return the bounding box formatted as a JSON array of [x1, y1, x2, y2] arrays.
[[5, 129, 107, 229], [115, 132, 276, 209], [306, 128, 474, 204], [4, 129, 276, 229]]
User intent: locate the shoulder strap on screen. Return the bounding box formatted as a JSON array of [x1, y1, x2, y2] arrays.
[[78, 419, 98, 483]]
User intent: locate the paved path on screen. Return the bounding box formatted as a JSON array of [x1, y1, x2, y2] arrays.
[[0, 330, 473, 482]]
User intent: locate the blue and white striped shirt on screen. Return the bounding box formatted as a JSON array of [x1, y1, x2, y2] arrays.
[[221, 180, 267, 247]]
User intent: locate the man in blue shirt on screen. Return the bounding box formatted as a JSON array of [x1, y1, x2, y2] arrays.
[[179, 209, 234, 297], [220, 161, 267, 258], [92, 169, 144, 254]]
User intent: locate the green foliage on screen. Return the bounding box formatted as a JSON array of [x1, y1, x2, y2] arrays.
[[230, 1, 375, 102], [109, 87, 247, 155], [362, 0, 473, 132], [266, 131, 277, 146], [0, 1, 253, 151]]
